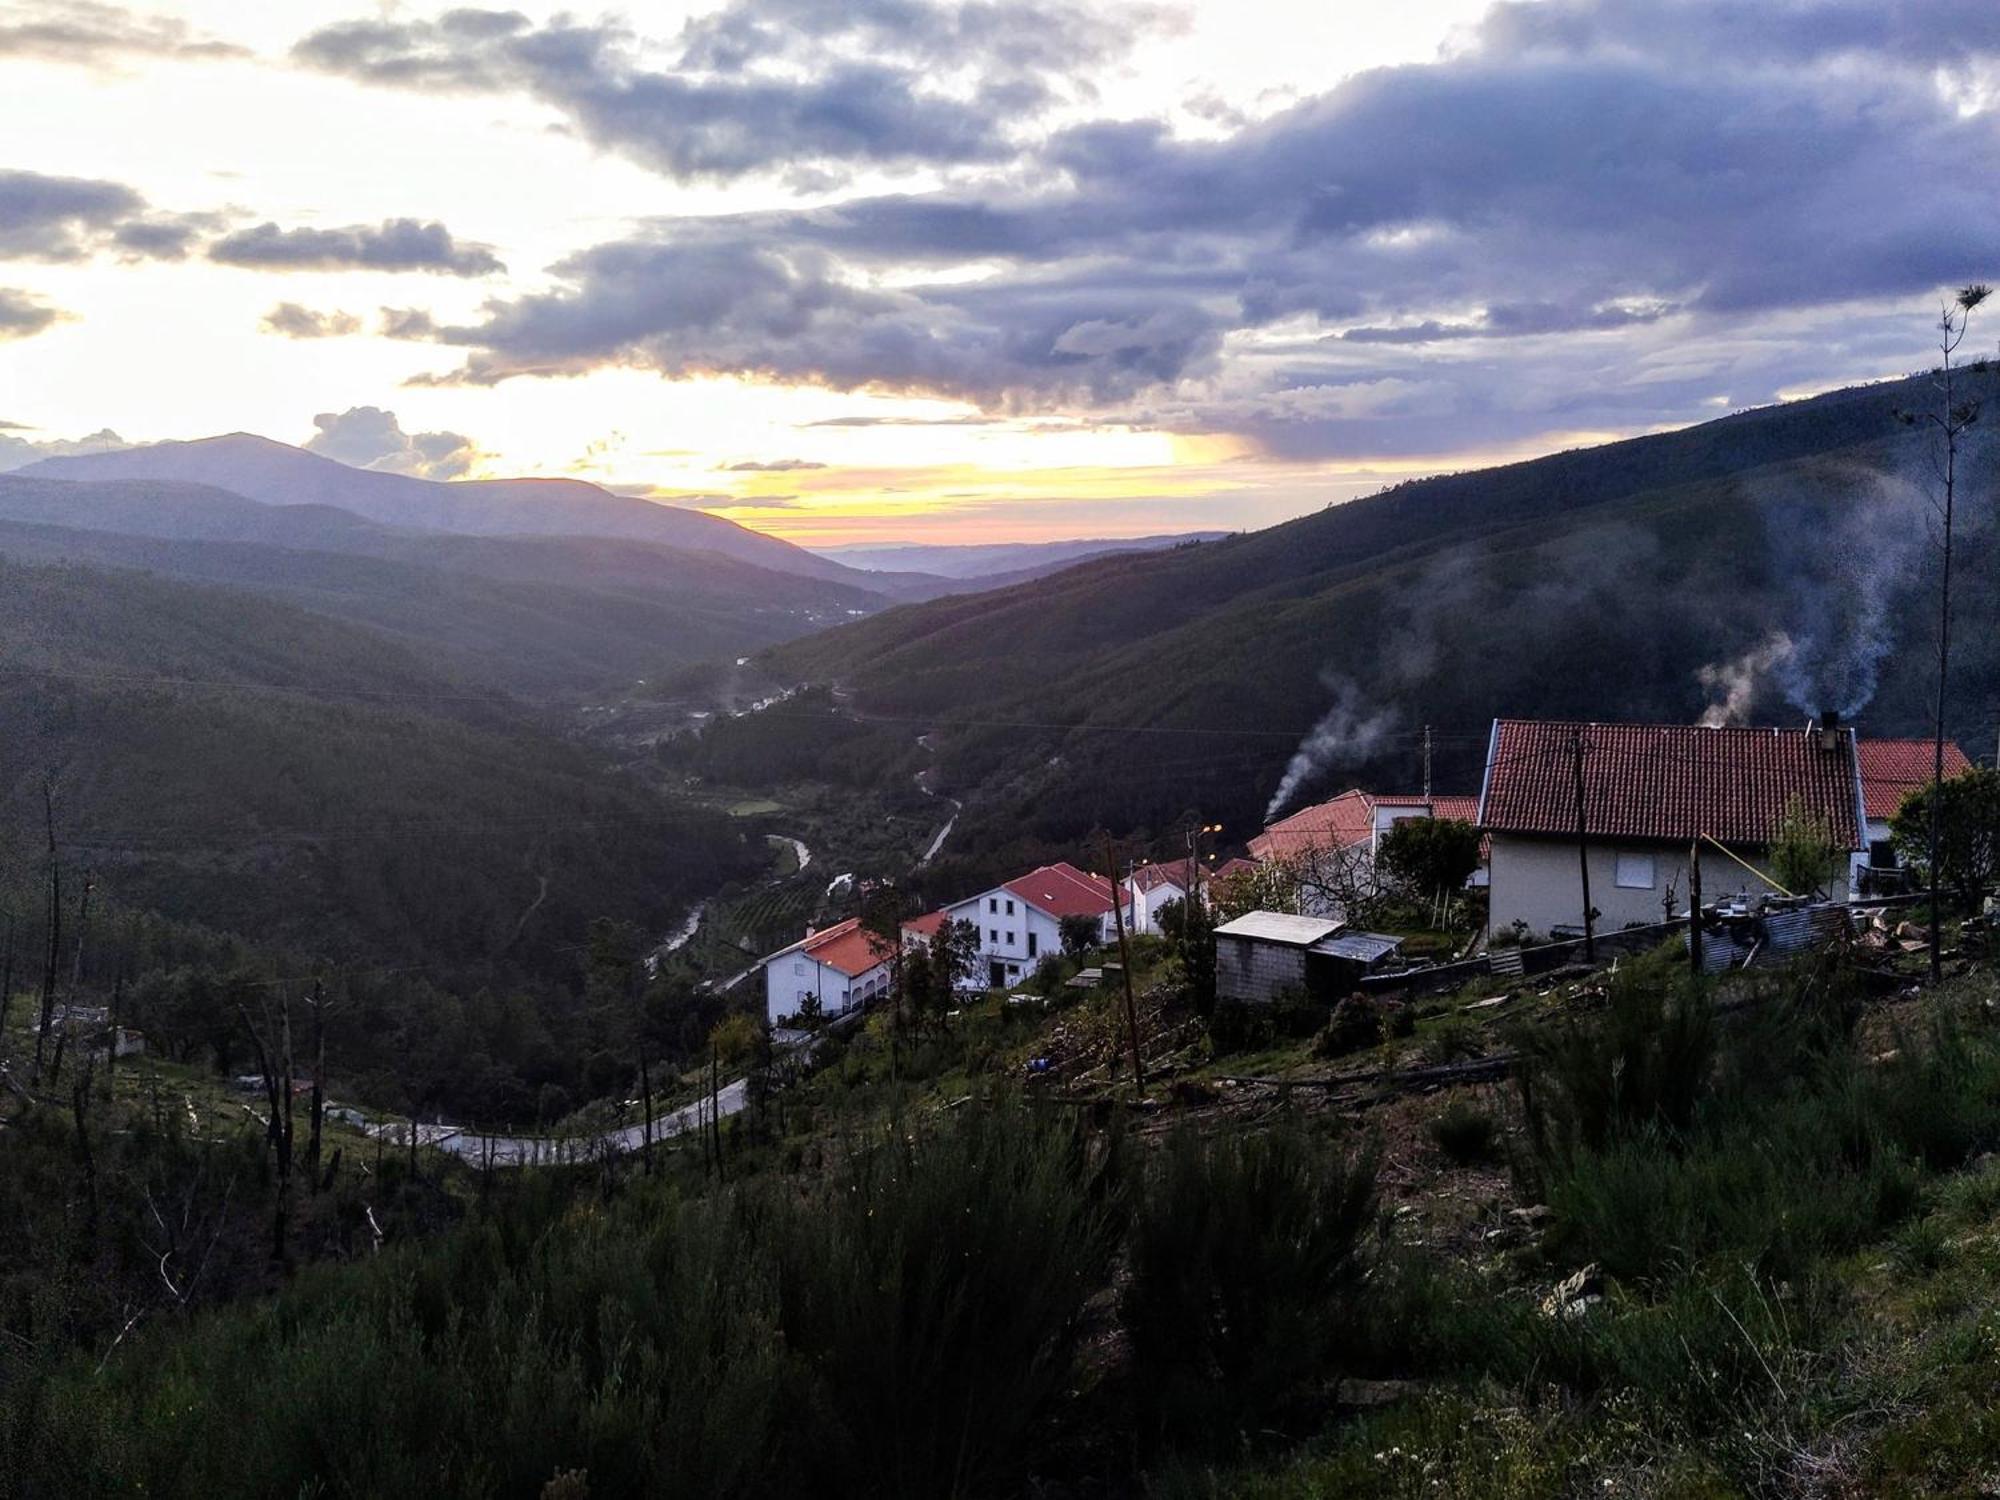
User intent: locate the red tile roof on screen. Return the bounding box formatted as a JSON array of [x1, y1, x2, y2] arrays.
[[901, 910, 949, 941], [1210, 857, 1260, 882], [1478, 720, 1863, 849], [800, 918, 892, 978], [1003, 861, 1117, 919], [1857, 738, 1973, 820], [1128, 861, 1191, 894], [1249, 790, 1481, 861], [1249, 789, 1375, 861]]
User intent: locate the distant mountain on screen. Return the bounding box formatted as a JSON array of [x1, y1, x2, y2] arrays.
[[812, 532, 1232, 579], [756, 372, 2000, 893], [0, 475, 885, 697], [19, 433, 921, 593]]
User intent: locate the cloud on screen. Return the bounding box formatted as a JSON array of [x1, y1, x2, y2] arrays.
[[304, 406, 482, 479], [210, 219, 503, 276], [0, 169, 220, 263], [388, 0, 2000, 458], [0, 424, 129, 472], [724, 458, 826, 471], [0, 287, 67, 341], [261, 303, 363, 339], [0, 1, 246, 68], [293, 0, 1169, 184], [379, 306, 438, 338]]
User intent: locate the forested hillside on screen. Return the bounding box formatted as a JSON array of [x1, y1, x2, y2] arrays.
[[0, 477, 884, 697], [762, 372, 2000, 889], [0, 556, 754, 980]]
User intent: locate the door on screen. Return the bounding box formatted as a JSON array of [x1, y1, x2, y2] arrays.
[[989, 959, 1006, 988]]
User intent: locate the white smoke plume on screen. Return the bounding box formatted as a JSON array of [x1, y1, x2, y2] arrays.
[[1698, 630, 1795, 726], [1265, 675, 1399, 821]]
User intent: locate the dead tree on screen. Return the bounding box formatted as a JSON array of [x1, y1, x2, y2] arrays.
[[48, 869, 92, 1085], [304, 978, 327, 1183], [1898, 284, 1992, 983], [0, 912, 15, 1054], [239, 995, 296, 1265], [32, 774, 60, 1084]]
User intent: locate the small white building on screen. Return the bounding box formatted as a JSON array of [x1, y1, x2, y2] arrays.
[[1213, 911, 1403, 1004], [759, 918, 893, 1027], [1124, 861, 1196, 935]]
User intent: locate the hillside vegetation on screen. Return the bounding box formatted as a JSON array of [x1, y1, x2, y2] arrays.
[[0, 477, 882, 697], [0, 555, 754, 979], [761, 372, 2000, 891]]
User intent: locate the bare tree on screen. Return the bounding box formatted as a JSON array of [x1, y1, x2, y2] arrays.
[[1900, 283, 1992, 982], [239, 994, 296, 1264], [32, 774, 60, 1084]]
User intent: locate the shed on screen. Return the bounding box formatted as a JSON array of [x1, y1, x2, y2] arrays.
[[1214, 912, 1341, 1004]]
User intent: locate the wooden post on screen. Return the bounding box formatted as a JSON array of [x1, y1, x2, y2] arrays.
[[1688, 839, 1704, 976], [1100, 832, 1146, 1095], [1570, 730, 1597, 962]]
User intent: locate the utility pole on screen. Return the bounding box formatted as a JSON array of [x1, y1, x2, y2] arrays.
[[1100, 831, 1145, 1095], [1422, 724, 1434, 801], [1570, 729, 1597, 962], [1687, 839, 1704, 976]]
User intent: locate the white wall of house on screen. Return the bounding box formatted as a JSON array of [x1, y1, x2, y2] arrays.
[[1126, 878, 1188, 935], [762, 952, 890, 1027], [947, 888, 1064, 988], [1487, 835, 1850, 939]]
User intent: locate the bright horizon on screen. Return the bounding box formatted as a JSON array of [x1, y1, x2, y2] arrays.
[[1, 0, 1988, 545]]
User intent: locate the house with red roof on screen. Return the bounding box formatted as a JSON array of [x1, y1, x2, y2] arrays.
[[936, 861, 1133, 990], [1478, 718, 1866, 938], [1853, 737, 1974, 892], [1124, 860, 1200, 934], [760, 917, 894, 1027], [1248, 788, 1486, 917]]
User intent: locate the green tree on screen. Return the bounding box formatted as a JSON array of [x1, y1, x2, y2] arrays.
[[1058, 914, 1099, 964], [1376, 817, 1482, 905], [929, 918, 981, 998], [1893, 767, 2000, 910], [1770, 797, 1844, 898]]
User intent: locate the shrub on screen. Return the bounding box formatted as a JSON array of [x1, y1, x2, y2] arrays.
[[1312, 994, 1382, 1058], [1122, 1124, 1378, 1452], [1428, 1099, 1501, 1165]]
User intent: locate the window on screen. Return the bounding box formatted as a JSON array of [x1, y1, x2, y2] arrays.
[[990, 928, 999, 943], [1006, 931, 1015, 945], [1614, 851, 1656, 889], [1005, 899, 1015, 916], [988, 897, 998, 912], [1028, 932, 1038, 958]]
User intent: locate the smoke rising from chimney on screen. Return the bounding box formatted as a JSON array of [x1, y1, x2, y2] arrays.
[[1265, 675, 1398, 821]]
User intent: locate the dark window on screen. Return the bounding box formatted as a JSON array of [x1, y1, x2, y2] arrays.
[[1028, 932, 1039, 958], [1005, 899, 1015, 915], [989, 928, 999, 944], [988, 897, 998, 912], [1006, 931, 1015, 945]]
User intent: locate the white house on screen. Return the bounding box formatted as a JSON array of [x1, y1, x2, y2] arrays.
[[934, 861, 1131, 990], [1478, 717, 1864, 939], [1124, 861, 1196, 935], [1852, 738, 1972, 895], [759, 917, 893, 1027]]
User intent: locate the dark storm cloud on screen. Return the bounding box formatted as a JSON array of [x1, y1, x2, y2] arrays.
[[292, 0, 1168, 183], [0, 2, 246, 67], [210, 219, 504, 276], [0, 287, 64, 340], [369, 0, 2000, 456]]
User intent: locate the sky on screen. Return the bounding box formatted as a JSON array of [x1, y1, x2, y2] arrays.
[[1, 1, 1996, 546]]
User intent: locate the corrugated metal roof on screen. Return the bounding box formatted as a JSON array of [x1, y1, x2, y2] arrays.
[[1311, 931, 1403, 963], [1214, 911, 1342, 946]]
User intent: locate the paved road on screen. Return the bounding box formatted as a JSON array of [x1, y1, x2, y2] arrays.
[[371, 1077, 750, 1168]]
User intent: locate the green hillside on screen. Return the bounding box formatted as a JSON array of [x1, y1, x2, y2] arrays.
[[0, 477, 885, 697], [760, 372, 2000, 888], [0, 555, 755, 976]]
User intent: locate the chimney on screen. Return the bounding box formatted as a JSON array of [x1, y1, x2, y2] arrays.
[[1817, 709, 1842, 754]]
